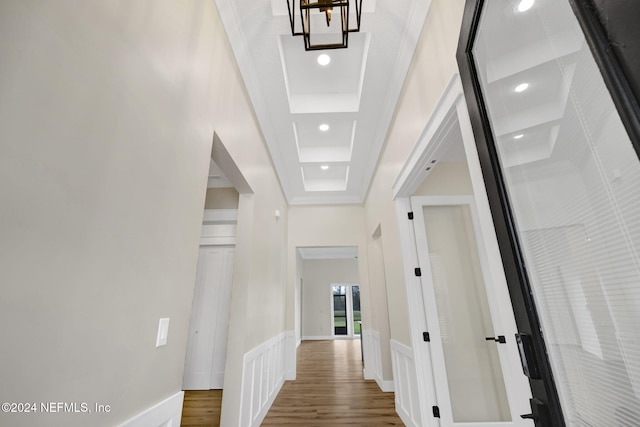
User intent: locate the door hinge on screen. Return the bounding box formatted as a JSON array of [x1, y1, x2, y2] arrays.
[[432, 405, 440, 418], [414, 267, 422, 276], [408, 211, 414, 220], [423, 332, 430, 342]]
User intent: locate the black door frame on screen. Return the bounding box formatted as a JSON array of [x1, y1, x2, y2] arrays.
[[456, 0, 640, 425]]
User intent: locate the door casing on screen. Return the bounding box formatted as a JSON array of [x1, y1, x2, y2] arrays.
[[393, 73, 532, 427], [410, 195, 531, 426]]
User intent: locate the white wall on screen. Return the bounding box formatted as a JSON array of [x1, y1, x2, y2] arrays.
[[367, 230, 394, 382], [301, 258, 359, 338], [287, 205, 374, 373], [0, 2, 287, 427], [363, 0, 467, 348], [414, 162, 473, 196], [287, 205, 370, 331]]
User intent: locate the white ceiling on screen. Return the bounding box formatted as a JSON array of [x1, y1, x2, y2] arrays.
[[215, 0, 431, 204]]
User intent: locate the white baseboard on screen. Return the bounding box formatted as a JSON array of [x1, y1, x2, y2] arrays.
[[302, 335, 355, 341], [363, 367, 375, 380], [376, 378, 395, 393], [117, 391, 184, 427]]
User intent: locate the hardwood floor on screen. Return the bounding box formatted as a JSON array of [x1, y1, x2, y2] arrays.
[[181, 340, 403, 426], [262, 339, 404, 426], [181, 389, 222, 427]]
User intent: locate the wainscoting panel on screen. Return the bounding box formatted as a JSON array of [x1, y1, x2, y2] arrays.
[[390, 340, 421, 427], [362, 329, 394, 391], [240, 332, 287, 427], [284, 331, 296, 380], [117, 391, 184, 427], [361, 329, 376, 380]]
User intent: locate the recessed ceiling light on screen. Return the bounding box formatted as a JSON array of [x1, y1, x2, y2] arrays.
[[515, 82, 529, 93], [319, 124, 330, 132], [514, 134, 524, 139], [321, 165, 329, 170], [518, 0, 534, 12], [317, 54, 331, 66]]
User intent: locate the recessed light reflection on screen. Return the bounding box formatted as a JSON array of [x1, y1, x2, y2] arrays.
[[319, 124, 330, 132], [515, 83, 529, 93], [321, 165, 330, 170], [518, 0, 534, 12], [514, 134, 524, 139], [317, 54, 331, 66]]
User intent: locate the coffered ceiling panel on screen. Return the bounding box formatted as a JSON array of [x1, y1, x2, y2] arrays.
[[294, 116, 355, 163], [279, 33, 370, 113], [302, 164, 350, 192]]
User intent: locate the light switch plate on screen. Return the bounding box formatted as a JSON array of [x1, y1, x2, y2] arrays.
[[156, 318, 170, 347]]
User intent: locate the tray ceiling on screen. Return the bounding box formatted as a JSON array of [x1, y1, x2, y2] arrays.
[[215, 0, 431, 204]]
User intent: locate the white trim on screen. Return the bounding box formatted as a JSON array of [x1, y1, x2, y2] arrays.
[[284, 330, 296, 381], [203, 209, 238, 224], [361, 329, 376, 380], [358, 0, 434, 203], [377, 379, 395, 393], [200, 236, 236, 246], [199, 211, 237, 245], [301, 335, 355, 341], [362, 329, 393, 392], [240, 332, 287, 427], [391, 340, 420, 427], [394, 197, 436, 426], [116, 391, 184, 427], [393, 75, 465, 199]]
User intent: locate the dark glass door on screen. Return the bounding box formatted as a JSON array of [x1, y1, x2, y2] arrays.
[[457, 0, 640, 425], [333, 285, 348, 335]]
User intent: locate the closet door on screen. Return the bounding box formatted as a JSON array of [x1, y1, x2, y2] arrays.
[[458, 0, 640, 425], [183, 246, 234, 390]]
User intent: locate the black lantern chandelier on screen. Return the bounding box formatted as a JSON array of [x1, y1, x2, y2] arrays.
[[286, 0, 363, 50]]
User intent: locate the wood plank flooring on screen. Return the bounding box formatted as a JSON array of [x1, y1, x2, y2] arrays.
[[180, 339, 403, 426], [262, 339, 404, 426], [181, 389, 222, 426]]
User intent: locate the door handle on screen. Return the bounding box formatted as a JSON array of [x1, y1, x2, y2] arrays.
[[521, 398, 550, 426], [485, 335, 506, 343]]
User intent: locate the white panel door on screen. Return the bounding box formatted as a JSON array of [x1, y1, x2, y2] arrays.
[[183, 246, 234, 390], [411, 196, 530, 427]]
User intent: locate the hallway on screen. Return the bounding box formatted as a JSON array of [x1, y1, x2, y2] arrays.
[[180, 340, 402, 426], [261, 340, 402, 426]]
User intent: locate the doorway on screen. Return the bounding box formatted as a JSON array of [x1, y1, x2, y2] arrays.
[[411, 196, 523, 425], [297, 246, 359, 341], [393, 74, 532, 426], [183, 157, 239, 391], [183, 245, 235, 390]]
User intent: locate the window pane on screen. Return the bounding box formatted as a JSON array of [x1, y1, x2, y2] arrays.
[[473, 1, 640, 424], [352, 286, 361, 335], [333, 293, 347, 335]]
